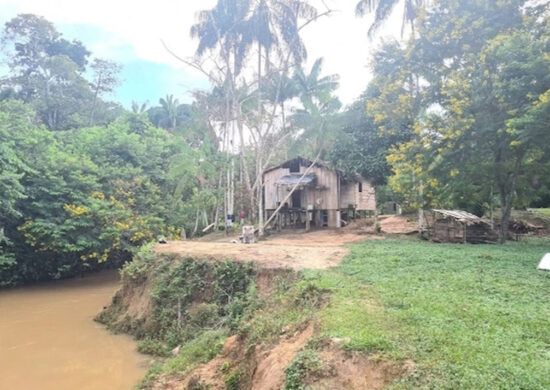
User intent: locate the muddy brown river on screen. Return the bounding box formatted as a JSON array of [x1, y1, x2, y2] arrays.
[[0, 271, 148, 390]]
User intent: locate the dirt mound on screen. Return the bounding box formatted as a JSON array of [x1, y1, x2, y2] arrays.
[[154, 324, 315, 390], [152, 326, 414, 390], [307, 346, 415, 389], [380, 215, 419, 234], [250, 323, 315, 390], [99, 245, 414, 390]]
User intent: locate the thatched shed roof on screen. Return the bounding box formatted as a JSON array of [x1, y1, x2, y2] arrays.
[[432, 209, 488, 225], [275, 173, 316, 187]]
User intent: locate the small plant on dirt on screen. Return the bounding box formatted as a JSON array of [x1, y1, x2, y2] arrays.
[[284, 349, 323, 390], [220, 361, 231, 373], [294, 282, 328, 308], [224, 369, 242, 390]]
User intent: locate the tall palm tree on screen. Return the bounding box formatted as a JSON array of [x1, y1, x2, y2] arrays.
[[355, 0, 424, 37], [293, 57, 340, 110], [291, 57, 341, 153], [131, 100, 148, 114], [190, 0, 251, 75], [159, 94, 179, 132], [245, 0, 318, 114]]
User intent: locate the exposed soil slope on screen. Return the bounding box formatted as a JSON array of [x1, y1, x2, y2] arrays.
[[153, 324, 413, 390]]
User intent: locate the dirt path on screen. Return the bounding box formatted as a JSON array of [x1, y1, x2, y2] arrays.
[[379, 215, 419, 234], [156, 229, 380, 270]]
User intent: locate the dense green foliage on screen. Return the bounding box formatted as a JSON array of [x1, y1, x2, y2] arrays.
[[100, 247, 255, 348], [0, 14, 123, 129], [0, 14, 228, 286], [350, 0, 550, 239], [148, 257, 254, 343], [0, 100, 221, 285]]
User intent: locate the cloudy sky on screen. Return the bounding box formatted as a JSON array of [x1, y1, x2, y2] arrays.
[[0, 0, 403, 108]]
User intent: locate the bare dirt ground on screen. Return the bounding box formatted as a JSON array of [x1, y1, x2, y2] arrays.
[[379, 214, 419, 234], [156, 228, 382, 270]]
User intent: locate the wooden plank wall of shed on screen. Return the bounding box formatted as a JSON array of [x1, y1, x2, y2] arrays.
[[263, 168, 289, 210], [357, 179, 376, 211], [299, 165, 339, 210], [339, 182, 356, 209], [339, 179, 376, 211]]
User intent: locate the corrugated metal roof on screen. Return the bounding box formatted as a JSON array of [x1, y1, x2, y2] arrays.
[[432, 209, 487, 224], [275, 173, 316, 186]]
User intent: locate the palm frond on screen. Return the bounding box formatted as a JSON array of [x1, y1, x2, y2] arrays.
[[355, 0, 377, 17]]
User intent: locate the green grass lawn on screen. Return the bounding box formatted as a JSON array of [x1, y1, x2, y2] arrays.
[[530, 208, 550, 216], [308, 237, 550, 389]]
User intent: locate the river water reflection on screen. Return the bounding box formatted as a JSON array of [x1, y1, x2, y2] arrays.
[[0, 271, 148, 390]]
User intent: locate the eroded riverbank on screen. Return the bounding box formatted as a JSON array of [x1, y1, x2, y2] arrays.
[[0, 271, 148, 390]]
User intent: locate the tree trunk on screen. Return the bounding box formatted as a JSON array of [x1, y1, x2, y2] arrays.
[[89, 74, 102, 126], [235, 102, 254, 216], [192, 209, 200, 237], [497, 153, 523, 243], [257, 40, 263, 233], [490, 184, 494, 230], [257, 152, 264, 236]]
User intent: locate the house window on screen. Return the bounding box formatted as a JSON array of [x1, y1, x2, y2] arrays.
[[288, 160, 300, 173], [358, 182, 363, 192]]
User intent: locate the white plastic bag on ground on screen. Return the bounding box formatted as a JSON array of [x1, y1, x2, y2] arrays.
[[537, 253, 550, 271]]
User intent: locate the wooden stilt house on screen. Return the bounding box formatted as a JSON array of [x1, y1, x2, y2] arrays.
[[263, 157, 376, 229]]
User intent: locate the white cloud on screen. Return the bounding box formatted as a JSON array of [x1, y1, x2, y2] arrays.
[[0, 0, 402, 104]]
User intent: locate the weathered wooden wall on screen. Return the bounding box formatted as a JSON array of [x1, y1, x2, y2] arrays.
[[432, 220, 466, 243], [299, 165, 339, 210], [357, 179, 376, 211], [339, 179, 376, 211], [263, 168, 289, 210], [431, 219, 498, 243], [339, 182, 356, 208]]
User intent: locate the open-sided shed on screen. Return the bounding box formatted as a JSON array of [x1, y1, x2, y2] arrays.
[[430, 209, 498, 243]]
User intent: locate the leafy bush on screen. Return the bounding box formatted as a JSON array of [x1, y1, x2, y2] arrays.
[[224, 369, 242, 390], [137, 337, 171, 357], [284, 349, 323, 390], [120, 242, 156, 283]]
